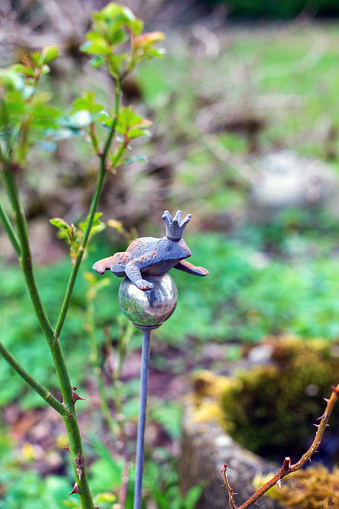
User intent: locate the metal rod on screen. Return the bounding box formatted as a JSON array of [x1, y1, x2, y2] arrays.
[[133, 328, 151, 509]]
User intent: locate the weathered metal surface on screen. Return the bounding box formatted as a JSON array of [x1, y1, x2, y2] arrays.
[[118, 274, 178, 329], [134, 329, 151, 509], [93, 210, 209, 291]]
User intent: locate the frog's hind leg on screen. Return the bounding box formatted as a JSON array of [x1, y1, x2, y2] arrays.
[[110, 252, 132, 277]]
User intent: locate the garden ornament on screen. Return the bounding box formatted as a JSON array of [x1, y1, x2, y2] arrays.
[[93, 210, 209, 291], [93, 210, 209, 509]]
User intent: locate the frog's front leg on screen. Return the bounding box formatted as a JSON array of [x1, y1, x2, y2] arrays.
[[92, 256, 112, 275], [125, 256, 154, 291], [174, 260, 209, 276]]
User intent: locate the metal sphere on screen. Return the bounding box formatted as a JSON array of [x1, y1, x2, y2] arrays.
[[118, 274, 178, 329]]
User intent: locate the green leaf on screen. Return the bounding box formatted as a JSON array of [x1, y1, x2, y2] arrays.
[[116, 106, 152, 136], [147, 47, 166, 58], [183, 485, 204, 509], [22, 85, 35, 100], [48, 127, 81, 140], [95, 492, 117, 503], [124, 155, 148, 165], [64, 110, 93, 128], [130, 19, 144, 35], [50, 218, 72, 234], [40, 64, 51, 76], [0, 69, 25, 90], [41, 45, 60, 64], [107, 54, 128, 79], [71, 92, 105, 115], [89, 56, 106, 68], [128, 128, 151, 139], [79, 212, 103, 231], [11, 64, 35, 78], [132, 31, 166, 64], [80, 33, 112, 56], [31, 51, 43, 67]]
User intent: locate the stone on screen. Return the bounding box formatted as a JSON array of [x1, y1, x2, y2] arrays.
[[248, 151, 339, 223], [180, 403, 284, 509]]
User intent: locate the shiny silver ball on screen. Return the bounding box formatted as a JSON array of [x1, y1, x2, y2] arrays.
[[118, 274, 178, 330]]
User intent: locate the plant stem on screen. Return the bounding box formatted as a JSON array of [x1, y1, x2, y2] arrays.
[[55, 80, 122, 339], [222, 384, 339, 509], [0, 339, 68, 416], [2, 165, 95, 509], [0, 199, 21, 257], [63, 414, 94, 507], [2, 166, 53, 336]]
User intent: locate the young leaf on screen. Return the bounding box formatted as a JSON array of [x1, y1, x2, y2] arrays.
[[71, 92, 104, 115], [63, 110, 93, 128], [79, 212, 103, 231], [128, 127, 151, 139], [124, 155, 148, 165], [50, 218, 72, 235], [131, 31, 166, 66], [80, 33, 111, 56], [89, 56, 106, 68], [41, 45, 60, 64]]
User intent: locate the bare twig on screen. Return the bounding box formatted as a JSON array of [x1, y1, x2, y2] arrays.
[[222, 384, 339, 509]]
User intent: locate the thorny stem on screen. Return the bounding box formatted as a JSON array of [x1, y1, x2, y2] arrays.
[[1, 165, 74, 408], [0, 198, 21, 257], [222, 384, 339, 509], [55, 80, 122, 339], [0, 76, 124, 509], [1, 163, 95, 509]]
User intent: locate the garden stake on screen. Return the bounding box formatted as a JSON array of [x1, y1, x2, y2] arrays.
[[134, 329, 151, 509], [93, 210, 209, 509]]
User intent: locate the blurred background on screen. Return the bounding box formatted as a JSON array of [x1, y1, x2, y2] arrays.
[[1, 1, 339, 508]]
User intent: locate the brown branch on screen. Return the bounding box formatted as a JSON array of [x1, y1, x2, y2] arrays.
[[222, 383, 339, 509]]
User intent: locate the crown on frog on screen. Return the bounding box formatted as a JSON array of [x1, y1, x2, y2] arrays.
[[162, 210, 192, 241]]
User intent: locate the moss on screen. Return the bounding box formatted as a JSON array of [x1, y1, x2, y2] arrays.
[[254, 465, 339, 508], [192, 336, 339, 459]]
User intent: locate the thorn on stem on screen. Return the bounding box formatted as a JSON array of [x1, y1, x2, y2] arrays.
[[68, 483, 81, 495], [75, 452, 85, 481], [72, 390, 85, 403], [64, 445, 71, 452]]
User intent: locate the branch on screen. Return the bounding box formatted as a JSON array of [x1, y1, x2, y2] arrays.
[[0, 339, 68, 416], [54, 79, 122, 339], [0, 198, 21, 257], [222, 384, 339, 509]]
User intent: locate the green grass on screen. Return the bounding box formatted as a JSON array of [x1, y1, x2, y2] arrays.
[[2, 225, 339, 409]]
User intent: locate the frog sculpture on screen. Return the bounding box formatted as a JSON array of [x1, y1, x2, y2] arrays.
[[92, 210, 209, 291]]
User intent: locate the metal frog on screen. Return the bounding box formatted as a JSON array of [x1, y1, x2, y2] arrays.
[[92, 210, 209, 290]]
